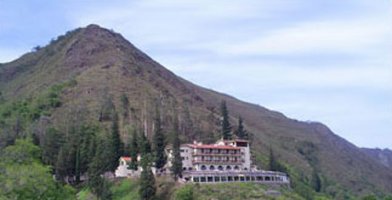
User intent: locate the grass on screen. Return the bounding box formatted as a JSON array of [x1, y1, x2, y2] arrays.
[[111, 178, 140, 200], [78, 178, 309, 200], [174, 182, 306, 200]]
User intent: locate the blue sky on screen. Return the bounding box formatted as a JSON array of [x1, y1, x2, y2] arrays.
[[1, 0, 391, 149]]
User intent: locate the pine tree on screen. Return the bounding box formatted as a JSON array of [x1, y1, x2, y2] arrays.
[[235, 116, 248, 139], [120, 93, 129, 119], [88, 137, 112, 199], [55, 147, 68, 181], [129, 129, 138, 170], [109, 112, 123, 172], [268, 146, 278, 171], [77, 125, 96, 183], [220, 100, 232, 140], [153, 108, 166, 169], [139, 131, 151, 155], [42, 127, 63, 166], [311, 169, 322, 192], [170, 115, 182, 180], [139, 154, 156, 200]]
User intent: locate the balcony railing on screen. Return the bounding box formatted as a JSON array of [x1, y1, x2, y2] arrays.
[[192, 152, 243, 156], [192, 159, 244, 164]]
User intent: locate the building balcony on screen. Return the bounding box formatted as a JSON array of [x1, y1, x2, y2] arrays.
[[192, 159, 244, 164], [192, 152, 243, 156]]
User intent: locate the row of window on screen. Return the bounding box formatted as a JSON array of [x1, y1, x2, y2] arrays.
[[199, 165, 243, 171], [196, 149, 240, 154], [192, 175, 283, 183]]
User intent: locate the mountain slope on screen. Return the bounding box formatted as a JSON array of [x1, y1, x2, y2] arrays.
[[1, 24, 391, 197], [362, 148, 392, 169]]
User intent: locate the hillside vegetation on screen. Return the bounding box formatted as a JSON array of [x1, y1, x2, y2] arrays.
[[1, 24, 392, 199]]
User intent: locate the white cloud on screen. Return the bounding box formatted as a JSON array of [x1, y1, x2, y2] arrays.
[[198, 18, 392, 57]]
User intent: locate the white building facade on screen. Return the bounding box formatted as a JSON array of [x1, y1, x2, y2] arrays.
[[166, 139, 290, 184]]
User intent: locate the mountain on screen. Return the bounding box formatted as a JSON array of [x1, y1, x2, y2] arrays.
[[1, 24, 391, 198], [362, 148, 392, 169]]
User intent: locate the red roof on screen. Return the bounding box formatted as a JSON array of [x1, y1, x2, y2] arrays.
[[121, 156, 131, 161], [187, 144, 240, 150]]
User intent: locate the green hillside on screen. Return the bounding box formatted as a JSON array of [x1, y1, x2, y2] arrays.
[[1, 24, 392, 199]]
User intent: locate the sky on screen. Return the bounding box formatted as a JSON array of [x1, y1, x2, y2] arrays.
[[1, 0, 391, 149]]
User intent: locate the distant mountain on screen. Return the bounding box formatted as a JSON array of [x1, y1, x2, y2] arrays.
[[362, 148, 392, 169], [1, 24, 391, 198]]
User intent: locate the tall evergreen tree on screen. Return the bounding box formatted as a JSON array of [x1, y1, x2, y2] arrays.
[[220, 100, 232, 140], [109, 112, 123, 172], [129, 129, 139, 170], [76, 125, 96, 183], [120, 93, 129, 119], [235, 116, 248, 139], [153, 107, 166, 169], [268, 146, 278, 171], [170, 115, 182, 180], [139, 154, 156, 200], [139, 131, 151, 155], [55, 147, 68, 181], [42, 127, 63, 166], [88, 136, 112, 199], [311, 169, 322, 192]]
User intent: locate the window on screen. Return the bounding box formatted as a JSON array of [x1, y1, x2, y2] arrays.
[[201, 165, 207, 170], [221, 176, 227, 182]]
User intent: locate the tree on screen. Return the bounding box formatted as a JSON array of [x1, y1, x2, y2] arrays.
[[170, 115, 183, 180], [269, 146, 278, 171], [180, 104, 194, 140], [129, 129, 139, 170], [120, 93, 129, 119], [153, 107, 166, 169], [235, 116, 248, 139], [139, 154, 156, 200], [0, 139, 75, 200], [268, 147, 287, 173], [88, 136, 113, 199], [311, 169, 322, 192], [32, 45, 41, 51], [220, 100, 232, 140], [55, 147, 68, 182], [109, 112, 124, 172], [42, 127, 63, 166], [139, 131, 151, 155]]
